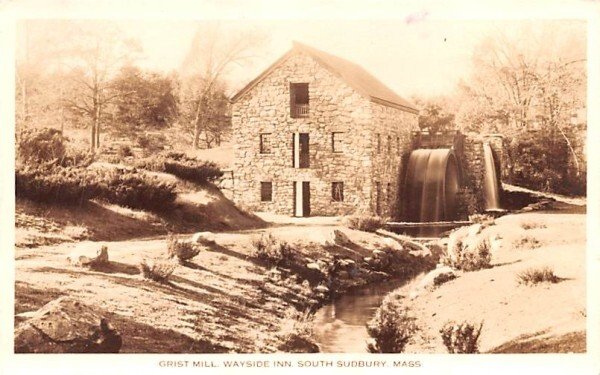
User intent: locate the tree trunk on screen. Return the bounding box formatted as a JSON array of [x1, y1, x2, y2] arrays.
[[556, 123, 580, 176], [96, 122, 100, 150], [192, 99, 205, 150], [193, 121, 201, 149], [96, 105, 101, 150], [91, 101, 100, 152], [90, 119, 96, 152]]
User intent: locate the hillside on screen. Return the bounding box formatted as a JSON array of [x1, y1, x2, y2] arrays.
[[402, 211, 586, 353], [16, 175, 266, 249]]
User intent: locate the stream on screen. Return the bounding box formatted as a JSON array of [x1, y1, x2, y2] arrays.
[[312, 276, 418, 353]]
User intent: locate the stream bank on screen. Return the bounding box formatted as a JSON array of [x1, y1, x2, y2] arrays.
[[313, 275, 421, 352], [310, 209, 586, 354]]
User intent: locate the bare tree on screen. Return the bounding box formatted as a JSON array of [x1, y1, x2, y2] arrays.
[[56, 21, 141, 152], [456, 22, 586, 191], [15, 20, 71, 133], [179, 23, 266, 149]]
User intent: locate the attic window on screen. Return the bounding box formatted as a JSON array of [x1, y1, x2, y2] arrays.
[[290, 83, 309, 118]]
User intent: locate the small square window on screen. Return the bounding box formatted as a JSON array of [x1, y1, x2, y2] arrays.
[[260, 133, 272, 154], [260, 182, 272, 202], [332, 182, 344, 202], [332, 132, 344, 153]]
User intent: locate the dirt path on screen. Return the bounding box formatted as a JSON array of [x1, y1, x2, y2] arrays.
[[14, 224, 395, 353]]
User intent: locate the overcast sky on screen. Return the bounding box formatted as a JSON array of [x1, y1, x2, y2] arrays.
[[118, 18, 585, 99]]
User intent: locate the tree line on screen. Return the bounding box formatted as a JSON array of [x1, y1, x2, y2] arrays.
[[15, 20, 265, 152], [414, 22, 586, 196]]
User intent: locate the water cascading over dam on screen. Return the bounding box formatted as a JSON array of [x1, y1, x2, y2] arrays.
[[404, 149, 460, 222], [483, 142, 501, 210]]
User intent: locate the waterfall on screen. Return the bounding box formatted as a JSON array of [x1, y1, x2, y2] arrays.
[[483, 143, 501, 210], [404, 148, 460, 222]]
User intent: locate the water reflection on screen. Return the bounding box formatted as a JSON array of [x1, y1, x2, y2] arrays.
[[313, 278, 414, 353]]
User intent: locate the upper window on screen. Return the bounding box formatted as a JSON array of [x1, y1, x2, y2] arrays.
[[387, 135, 392, 153], [396, 136, 401, 154], [293, 133, 310, 168], [259, 133, 272, 154], [332, 182, 344, 202], [260, 182, 273, 202], [332, 132, 344, 153], [376, 133, 381, 153], [290, 83, 309, 118]]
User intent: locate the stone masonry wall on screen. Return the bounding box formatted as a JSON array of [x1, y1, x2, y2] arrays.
[[460, 134, 486, 214], [369, 102, 419, 218], [460, 133, 505, 216], [232, 52, 374, 216]]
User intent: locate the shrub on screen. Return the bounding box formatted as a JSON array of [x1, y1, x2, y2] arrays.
[[440, 321, 483, 353], [517, 266, 559, 285], [512, 235, 541, 250], [343, 215, 385, 232], [135, 151, 223, 184], [17, 127, 66, 163], [468, 214, 495, 225], [139, 258, 177, 282], [443, 234, 492, 271], [167, 236, 200, 263], [96, 168, 177, 211], [251, 233, 296, 267], [520, 221, 547, 230], [16, 164, 102, 205], [15, 164, 177, 211], [366, 294, 417, 353], [505, 130, 585, 196], [61, 148, 95, 168], [276, 309, 319, 353], [136, 133, 167, 154], [117, 144, 134, 158]]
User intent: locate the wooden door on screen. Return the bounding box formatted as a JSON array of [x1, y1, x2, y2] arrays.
[[302, 181, 310, 216], [293, 181, 310, 217]]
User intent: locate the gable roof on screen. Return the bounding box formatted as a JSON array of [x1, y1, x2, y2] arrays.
[[230, 41, 419, 114]]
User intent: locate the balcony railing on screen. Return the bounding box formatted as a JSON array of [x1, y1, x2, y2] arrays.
[[291, 104, 309, 118]]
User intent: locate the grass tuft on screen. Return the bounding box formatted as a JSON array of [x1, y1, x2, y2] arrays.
[[516, 266, 559, 285]]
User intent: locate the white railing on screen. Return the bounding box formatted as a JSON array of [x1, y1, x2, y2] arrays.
[[292, 104, 309, 118]]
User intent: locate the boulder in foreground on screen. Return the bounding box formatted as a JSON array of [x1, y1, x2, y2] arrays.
[[191, 231, 216, 245], [67, 245, 109, 267], [14, 296, 122, 353]]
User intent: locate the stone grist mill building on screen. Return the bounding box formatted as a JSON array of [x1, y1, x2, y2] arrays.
[[230, 42, 503, 220]]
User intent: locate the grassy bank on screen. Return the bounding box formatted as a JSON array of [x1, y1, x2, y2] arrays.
[[394, 210, 586, 353]]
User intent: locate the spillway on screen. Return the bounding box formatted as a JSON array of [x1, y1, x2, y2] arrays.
[[483, 142, 501, 210]]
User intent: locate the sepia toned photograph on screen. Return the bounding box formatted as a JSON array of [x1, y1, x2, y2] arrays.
[[4, 1, 595, 365]]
